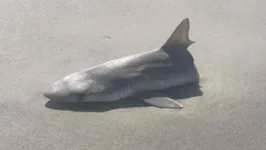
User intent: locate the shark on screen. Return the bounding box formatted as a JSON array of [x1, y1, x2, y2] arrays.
[[43, 18, 199, 109]]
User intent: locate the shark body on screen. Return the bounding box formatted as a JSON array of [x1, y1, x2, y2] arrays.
[[43, 18, 199, 109]]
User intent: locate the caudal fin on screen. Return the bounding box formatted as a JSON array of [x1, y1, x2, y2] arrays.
[[162, 18, 195, 49]]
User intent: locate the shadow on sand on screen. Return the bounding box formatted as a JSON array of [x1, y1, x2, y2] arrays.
[[45, 82, 203, 112]]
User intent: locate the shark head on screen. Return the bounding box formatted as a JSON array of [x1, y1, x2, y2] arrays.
[[43, 72, 106, 102], [43, 79, 77, 102]]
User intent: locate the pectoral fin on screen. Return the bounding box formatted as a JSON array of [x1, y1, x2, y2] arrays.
[[135, 93, 183, 109], [143, 97, 183, 109]]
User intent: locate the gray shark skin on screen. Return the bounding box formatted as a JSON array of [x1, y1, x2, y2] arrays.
[[43, 18, 199, 109]]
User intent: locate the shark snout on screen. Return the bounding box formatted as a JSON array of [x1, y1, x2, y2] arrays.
[[43, 80, 70, 100], [43, 89, 73, 101], [43, 82, 79, 102], [43, 91, 57, 100], [43, 88, 65, 100], [43, 90, 78, 102]]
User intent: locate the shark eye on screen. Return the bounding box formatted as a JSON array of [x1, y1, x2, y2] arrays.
[[68, 80, 90, 93], [68, 78, 105, 94]]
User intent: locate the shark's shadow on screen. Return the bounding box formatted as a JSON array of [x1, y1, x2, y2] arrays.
[[45, 82, 203, 112]]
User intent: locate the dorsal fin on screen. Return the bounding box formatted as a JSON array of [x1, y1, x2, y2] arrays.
[[162, 18, 195, 49]]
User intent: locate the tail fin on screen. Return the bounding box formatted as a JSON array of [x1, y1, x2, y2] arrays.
[[162, 18, 195, 49]]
